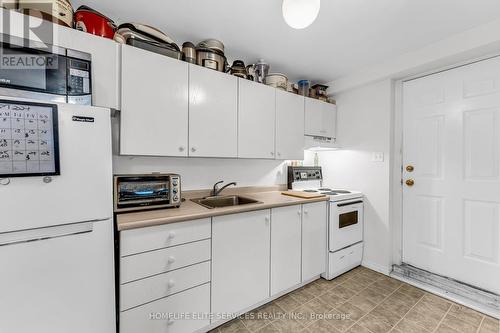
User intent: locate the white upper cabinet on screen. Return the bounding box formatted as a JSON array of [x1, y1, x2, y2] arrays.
[[270, 205, 302, 296], [189, 65, 238, 158], [276, 90, 305, 160], [302, 202, 327, 281], [120, 45, 189, 156], [304, 98, 337, 138], [238, 79, 276, 159]]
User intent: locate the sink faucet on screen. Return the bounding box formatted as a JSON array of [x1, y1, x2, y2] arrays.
[[211, 181, 237, 196]]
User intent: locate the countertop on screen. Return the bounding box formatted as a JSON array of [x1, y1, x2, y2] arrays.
[[116, 189, 329, 231]]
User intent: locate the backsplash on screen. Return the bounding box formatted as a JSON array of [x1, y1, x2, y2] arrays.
[[113, 155, 288, 191]]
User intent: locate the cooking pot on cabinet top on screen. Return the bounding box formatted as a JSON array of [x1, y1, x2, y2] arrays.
[[74, 5, 116, 39], [195, 46, 227, 72]]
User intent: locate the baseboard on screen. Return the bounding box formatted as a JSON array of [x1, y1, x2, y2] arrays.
[[361, 260, 391, 276]]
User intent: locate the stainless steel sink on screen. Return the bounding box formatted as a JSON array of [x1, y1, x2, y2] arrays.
[[191, 195, 261, 209]]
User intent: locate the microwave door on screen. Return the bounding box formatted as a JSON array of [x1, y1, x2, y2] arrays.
[[0, 42, 67, 102]]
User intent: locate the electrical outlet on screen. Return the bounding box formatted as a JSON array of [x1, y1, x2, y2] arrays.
[[372, 152, 384, 162]]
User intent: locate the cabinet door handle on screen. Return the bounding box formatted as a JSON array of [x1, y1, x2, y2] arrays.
[[297, 211, 301, 215], [270, 152, 274, 156], [304, 210, 309, 215], [167, 279, 176, 288], [167, 231, 176, 239], [191, 147, 197, 153], [264, 216, 270, 223], [178, 146, 185, 152], [167, 318, 175, 326], [167, 256, 176, 264], [277, 152, 281, 157]]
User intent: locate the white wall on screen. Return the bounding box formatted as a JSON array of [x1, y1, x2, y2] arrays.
[[316, 79, 395, 274], [113, 155, 287, 191], [328, 17, 500, 94]]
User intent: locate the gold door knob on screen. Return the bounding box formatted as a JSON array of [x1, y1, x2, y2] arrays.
[[406, 165, 414, 172], [405, 179, 415, 186]]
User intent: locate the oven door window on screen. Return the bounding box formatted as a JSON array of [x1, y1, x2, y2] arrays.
[[339, 211, 358, 228], [0, 42, 67, 95]]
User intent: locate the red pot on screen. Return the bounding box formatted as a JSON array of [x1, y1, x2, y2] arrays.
[[74, 6, 116, 39]]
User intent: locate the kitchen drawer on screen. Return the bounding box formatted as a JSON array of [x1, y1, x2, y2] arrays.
[[120, 218, 211, 257], [120, 261, 211, 311], [329, 242, 363, 279], [121, 239, 211, 283], [120, 283, 210, 333]]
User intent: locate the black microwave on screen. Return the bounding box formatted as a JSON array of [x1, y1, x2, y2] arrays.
[[0, 34, 92, 105]]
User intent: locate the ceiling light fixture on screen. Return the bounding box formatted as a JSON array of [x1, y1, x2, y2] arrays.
[[282, 0, 321, 29]]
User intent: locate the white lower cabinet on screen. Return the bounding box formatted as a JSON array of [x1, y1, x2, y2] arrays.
[[119, 203, 328, 333], [302, 202, 328, 281], [120, 261, 211, 311], [270, 205, 302, 295], [119, 219, 211, 333], [120, 283, 210, 333], [211, 210, 271, 317]]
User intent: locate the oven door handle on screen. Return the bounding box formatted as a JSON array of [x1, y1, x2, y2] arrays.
[[337, 200, 363, 207]]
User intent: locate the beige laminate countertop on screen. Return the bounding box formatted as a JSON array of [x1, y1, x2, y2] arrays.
[[116, 190, 329, 231]]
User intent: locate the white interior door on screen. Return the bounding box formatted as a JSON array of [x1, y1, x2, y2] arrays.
[[403, 56, 500, 294]]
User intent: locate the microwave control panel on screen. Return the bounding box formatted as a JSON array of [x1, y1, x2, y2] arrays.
[[68, 59, 91, 95]]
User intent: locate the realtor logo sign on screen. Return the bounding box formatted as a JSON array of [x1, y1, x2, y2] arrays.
[[1, 1, 59, 70]]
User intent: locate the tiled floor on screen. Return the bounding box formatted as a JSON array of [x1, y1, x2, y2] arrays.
[[211, 266, 499, 333]]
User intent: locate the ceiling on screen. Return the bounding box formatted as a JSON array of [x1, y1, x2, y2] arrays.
[[72, 0, 500, 84]]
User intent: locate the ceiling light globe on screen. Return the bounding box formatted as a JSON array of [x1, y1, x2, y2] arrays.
[[282, 0, 321, 29]]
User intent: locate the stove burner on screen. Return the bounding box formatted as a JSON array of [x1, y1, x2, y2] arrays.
[[318, 188, 332, 191], [303, 190, 318, 193], [321, 192, 338, 195], [331, 190, 351, 194]]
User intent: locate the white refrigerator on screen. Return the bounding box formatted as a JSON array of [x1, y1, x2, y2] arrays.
[[0, 99, 116, 333]]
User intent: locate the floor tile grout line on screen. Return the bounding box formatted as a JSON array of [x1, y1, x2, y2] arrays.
[[475, 316, 486, 333], [226, 268, 481, 333], [388, 288, 427, 332], [293, 270, 382, 332], [431, 303, 454, 333], [343, 279, 405, 332]]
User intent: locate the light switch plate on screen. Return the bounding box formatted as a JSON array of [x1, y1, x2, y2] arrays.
[[372, 152, 384, 162]]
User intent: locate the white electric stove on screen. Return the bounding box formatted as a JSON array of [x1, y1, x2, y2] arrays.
[[288, 166, 364, 280]]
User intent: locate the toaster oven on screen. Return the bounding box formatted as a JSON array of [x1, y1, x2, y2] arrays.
[[114, 174, 181, 212]]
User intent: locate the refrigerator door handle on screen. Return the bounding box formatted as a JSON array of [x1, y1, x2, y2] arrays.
[[0, 219, 108, 247]]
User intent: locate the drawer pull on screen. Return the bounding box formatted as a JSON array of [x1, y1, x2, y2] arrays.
[[167, 318, 175, 326], [340, 255, 345, 260], [167, 231, 176, 239], [167, 256, 176, 264], [297, 211, 301, 215], [304, 210, 309, 215], [167, 279, 176, 288]]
